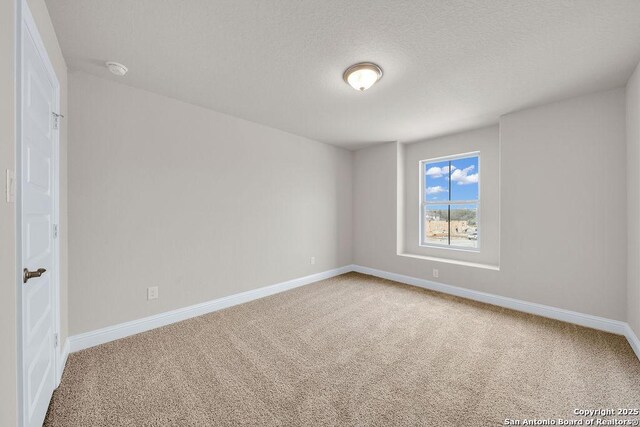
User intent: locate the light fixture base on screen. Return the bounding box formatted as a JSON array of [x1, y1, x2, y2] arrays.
[[105, 61, 128, 76], [343, 62, 383, 91]]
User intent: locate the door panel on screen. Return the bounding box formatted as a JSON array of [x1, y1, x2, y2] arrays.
[[26, 147, 51, 191], [26, 215, 51, 261], [26, 275, 51, 341], [26, 71, 52, 137], [21, 6, 58, 427]]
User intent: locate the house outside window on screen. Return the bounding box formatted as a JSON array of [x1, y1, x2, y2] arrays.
[[420, 153, 480, 250]]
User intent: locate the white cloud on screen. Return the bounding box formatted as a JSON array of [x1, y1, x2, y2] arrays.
[[426, 186, 447, 195], [451, 165, 478, 185], [425, 165, 456, 178]]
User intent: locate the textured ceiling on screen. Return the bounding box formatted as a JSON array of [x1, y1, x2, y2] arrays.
[[46, 0, 640, 149]]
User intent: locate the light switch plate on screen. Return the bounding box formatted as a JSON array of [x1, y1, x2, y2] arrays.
[[6, 169, 15, 203]]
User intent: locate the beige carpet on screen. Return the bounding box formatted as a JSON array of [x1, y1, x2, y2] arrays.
[[45, 272, 640, 426]]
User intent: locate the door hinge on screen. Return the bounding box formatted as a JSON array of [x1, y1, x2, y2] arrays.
[[53, 224, 59, 239], [54, 333, 59, 348], [52, 112, 64, 130]]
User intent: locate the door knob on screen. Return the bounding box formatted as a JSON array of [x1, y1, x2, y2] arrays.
[[23, 268, 46, 283]]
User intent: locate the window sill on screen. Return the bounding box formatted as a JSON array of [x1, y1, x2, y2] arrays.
[[419, 243, 480, 253], [397, 252, 500, 271]]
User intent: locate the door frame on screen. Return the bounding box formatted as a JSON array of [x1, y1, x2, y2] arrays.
[[15, 0, 62, 425]]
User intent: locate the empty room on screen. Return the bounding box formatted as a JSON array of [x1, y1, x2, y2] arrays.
[[2, 0, 640, 426]]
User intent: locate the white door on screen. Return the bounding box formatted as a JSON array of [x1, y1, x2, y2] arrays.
[[20, 3, 60, 426]]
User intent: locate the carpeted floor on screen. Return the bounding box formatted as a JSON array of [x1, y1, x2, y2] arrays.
[[45, 272, 640, 426]]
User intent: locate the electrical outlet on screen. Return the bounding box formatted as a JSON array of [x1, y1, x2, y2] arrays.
[[310, 256, 316, 265], [432, 268, 439, 278], [147, 286, 159, 300]]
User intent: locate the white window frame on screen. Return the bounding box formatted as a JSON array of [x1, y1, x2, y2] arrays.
[[419, 152, 481, 252]]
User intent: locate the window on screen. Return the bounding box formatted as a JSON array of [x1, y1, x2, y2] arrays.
[[420, 153, 479, 250]]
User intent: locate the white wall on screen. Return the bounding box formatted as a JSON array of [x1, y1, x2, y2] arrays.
[[354, 88, 627, 321], [627, 62, 640, 338], [68, 72, 352, 335], [401, 125, 500, 267]]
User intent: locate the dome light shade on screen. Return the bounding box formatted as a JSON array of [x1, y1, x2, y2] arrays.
[[343, 62, 383, 91], [106, 61, 128, 76]]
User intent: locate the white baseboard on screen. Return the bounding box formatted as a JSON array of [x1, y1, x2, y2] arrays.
[[625, 324, 640, 362], [67, 263, 639, 363], [57, 338, 69, 387], [352, 265, 629, 336], [69, 265, 353, 353]]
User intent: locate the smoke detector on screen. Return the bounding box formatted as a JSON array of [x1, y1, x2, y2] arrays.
[[105, 61, 128, 76]]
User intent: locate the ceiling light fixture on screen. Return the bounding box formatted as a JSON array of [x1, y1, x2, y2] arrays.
[[343, 62, 383, 91], [105, 61, 128, 76]]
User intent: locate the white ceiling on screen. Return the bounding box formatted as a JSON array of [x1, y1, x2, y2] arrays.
[[46, 0, 640, 149]]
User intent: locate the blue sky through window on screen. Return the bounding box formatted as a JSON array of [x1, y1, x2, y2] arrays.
[[424, 156, 479, 202]]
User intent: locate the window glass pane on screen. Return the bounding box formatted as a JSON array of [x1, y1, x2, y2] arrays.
[[424, 160, 450, 202], [450, 156, 479, 201], [424, 205, 449, 245], [449, 204, 478, 248]]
